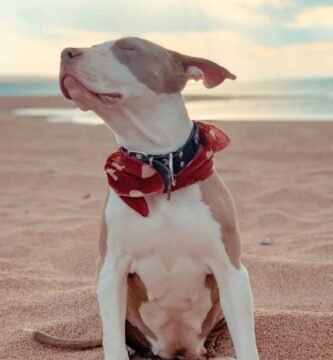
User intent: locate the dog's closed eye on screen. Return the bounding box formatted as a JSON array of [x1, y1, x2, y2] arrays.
[[117, 46, 136, 51]]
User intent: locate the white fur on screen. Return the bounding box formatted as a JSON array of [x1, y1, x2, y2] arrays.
[[104, 185, 220, 359], [101, 185, 259, 360], [71, 41, 148, 98], [97, 254, 131, 360], [207, 262, 259, 359], [62, 39, 259, 360]]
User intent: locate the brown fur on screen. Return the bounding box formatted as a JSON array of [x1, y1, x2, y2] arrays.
[[96, 189, 109, 275], [112, 37, 186, 94], [170, 51, 236, 88], [112, 37, 236, 95], [200, 171, 241, 269], [201, 275, 224, 340], [127, 274, 157, 342]]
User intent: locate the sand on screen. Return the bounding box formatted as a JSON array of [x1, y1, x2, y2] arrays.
[[0, 97, 332, 360]]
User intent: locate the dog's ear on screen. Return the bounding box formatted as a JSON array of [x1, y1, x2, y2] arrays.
[[170, 51, 236, 89]]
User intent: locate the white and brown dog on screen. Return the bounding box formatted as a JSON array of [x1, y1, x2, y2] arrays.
[[31, 37, 260, 360]]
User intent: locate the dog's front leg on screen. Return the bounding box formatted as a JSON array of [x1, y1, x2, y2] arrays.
[[207, 261, 260, 360], [97, 255, 132, 360]]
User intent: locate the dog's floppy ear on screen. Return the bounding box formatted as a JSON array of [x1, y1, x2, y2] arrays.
[[170, 51, 236, 89]]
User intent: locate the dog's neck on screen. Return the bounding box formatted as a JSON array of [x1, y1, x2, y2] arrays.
[[95, 93, 193, 155]]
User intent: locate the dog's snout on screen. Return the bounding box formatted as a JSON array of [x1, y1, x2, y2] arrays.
[[61, 47, 82, 61]]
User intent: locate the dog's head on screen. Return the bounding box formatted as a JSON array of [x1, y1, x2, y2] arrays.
[[60, 37, 236, 112]]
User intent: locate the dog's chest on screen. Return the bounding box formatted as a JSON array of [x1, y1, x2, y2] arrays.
[[105, 184, 223, 355], [105, 183, 223, 264]]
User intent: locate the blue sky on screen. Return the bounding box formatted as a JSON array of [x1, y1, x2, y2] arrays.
[[1, 0, 333, 79]]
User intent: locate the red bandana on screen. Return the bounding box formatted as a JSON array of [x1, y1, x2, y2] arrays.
[[105, 122, 229, 217]]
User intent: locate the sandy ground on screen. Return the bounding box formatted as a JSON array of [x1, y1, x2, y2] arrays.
[[0, 97, 333, 360]]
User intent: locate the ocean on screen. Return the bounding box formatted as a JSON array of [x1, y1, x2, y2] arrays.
[[1, 77, 333, 123]]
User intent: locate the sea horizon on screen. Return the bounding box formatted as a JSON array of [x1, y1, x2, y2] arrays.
[[1, 76, 333, 122]]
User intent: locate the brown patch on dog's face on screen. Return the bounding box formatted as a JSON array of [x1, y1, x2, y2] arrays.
[[60, 36, 236, 112], [112, 37, 186, 94], [112, 37, 236, 95]]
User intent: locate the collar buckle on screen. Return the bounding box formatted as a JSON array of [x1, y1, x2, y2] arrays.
[[122, 122, 199, 198], [126, 150, 149, 160]]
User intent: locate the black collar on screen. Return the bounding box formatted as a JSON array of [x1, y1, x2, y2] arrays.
[[121, 123, 200, 196]]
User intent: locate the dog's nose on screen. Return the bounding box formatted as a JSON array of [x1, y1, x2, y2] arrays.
[[61, 47, 82, 60]]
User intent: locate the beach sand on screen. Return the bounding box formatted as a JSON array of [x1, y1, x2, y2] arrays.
[[0, 97, 332, 360]]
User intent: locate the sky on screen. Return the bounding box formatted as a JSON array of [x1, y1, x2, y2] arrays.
[[1, 0, 333, 80]]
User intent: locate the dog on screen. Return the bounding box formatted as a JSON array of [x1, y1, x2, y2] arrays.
[[31, 37, 259, 360]]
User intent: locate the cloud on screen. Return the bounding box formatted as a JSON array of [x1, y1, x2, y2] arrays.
[[4, 0, 220, 35], [48, 27, 121, 45], [247, 40, 333, 78], [2, 0, 293, 38], [195, 0, 292, 9], [194, 0, 270, 25], [1, 23, 332, 79], [192, 0, 293, 26], [242, 0, 292, 7], [0, 22, 119, 76], [288, 6, 333, 28], [144, 31, 333, 80], [0, 1, 331, 79]]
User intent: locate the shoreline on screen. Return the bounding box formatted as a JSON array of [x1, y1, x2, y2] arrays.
[[0, 95, 74, 111], [1, 96, 333, 123]]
